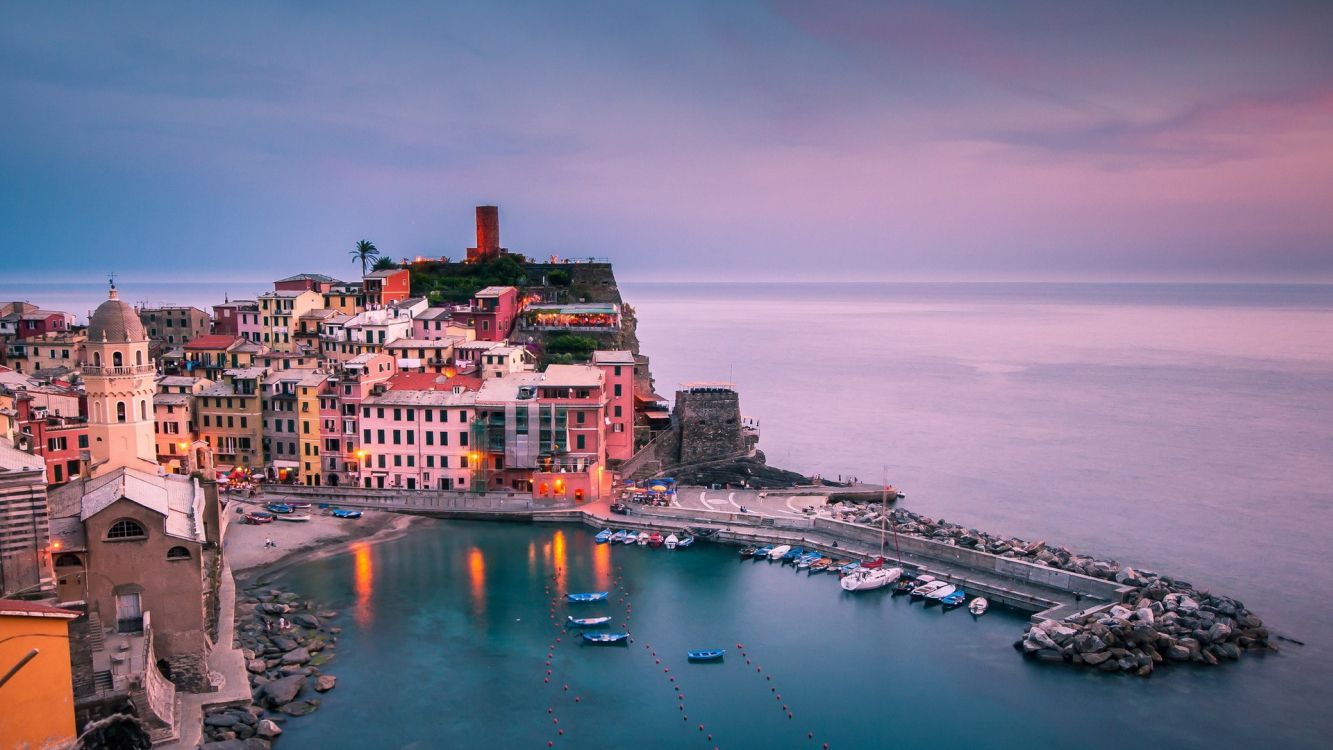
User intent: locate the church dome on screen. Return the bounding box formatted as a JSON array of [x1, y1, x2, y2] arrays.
[[88, 287, 146, 343]]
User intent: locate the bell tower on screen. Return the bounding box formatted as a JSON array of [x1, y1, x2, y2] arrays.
[[84, 280, 159, 475]]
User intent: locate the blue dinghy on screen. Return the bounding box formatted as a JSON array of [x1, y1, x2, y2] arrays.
[[582, 632, 629, 645], [939, 589, 967, 609], [567, 615, 612, 627], [687, 649, 725, 662], [753, 545, 774, 558], [782, 546, 806, 562], [567, 591, 609, 603], [677, 534, 695, 548], [595, 529, 614, 544]]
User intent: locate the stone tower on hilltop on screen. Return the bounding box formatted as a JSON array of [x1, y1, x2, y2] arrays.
[[84, 282, 159, 476]]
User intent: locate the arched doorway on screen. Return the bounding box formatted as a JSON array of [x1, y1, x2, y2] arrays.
[[54, 553, 85, 603], [328, 474, 340, 487]]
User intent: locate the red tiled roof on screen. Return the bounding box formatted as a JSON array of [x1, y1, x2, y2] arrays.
[[0, 599, 80, 619], [387, 372, 482, 392], [184, 334, 242, 350]]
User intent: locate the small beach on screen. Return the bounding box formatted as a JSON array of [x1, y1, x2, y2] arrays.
[[223, 500, 428, 579]]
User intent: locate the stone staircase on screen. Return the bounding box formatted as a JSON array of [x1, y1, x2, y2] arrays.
[[92, 670, 114, 692], [86, 612, 106, 652]]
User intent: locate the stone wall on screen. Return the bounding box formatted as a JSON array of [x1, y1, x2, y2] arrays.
[[673, 388, 747, 465]]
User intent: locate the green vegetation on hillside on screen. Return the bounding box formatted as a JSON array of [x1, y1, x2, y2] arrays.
[[542, 333, 597, 365], [410, 255, 529, 303]]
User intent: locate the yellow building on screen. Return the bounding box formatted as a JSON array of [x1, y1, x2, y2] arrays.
[[0, 599, 78, 749], [296, 372, 329, 485], [321, 282, 365, 316], [196, 367, 267, 472], [258, 290, 323, 352]]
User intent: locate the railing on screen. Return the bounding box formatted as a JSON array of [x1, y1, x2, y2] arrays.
[[84, 364, 156, 376], [265, 484, 573, 513]]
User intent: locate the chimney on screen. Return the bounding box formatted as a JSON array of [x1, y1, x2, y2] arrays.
[[476, 205, 499, 256]]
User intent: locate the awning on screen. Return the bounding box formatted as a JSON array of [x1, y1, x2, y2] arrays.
[[270, 460, 300, 469]]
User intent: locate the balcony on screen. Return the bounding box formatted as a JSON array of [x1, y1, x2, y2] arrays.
[[83, 364, 156, 376]]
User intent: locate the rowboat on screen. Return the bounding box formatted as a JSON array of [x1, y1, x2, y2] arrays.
[[276, 514, 310, 522], [330, 509, 362, 519], [567, 591, 609, 603], [687, 649, 725, 662], [923, 584, 957, 605], [610, 530, 628, 543], [739, 546, 756, 557], [636, 532, 650, 545], [582, 632, 629, 645], [677, 535, 695, 548], [838, 561, 861, 577], [768, 544, 792, 560], [939, 589, 967, 609], [898, 574, 934, 595], [264, 503, 293, 514], [595, 529, 614, 544], [796, 552, 821, 569], [782, 546, 806, 562], [567, 615, 612, 627], [665, 534, 679, 550], [753, 545, 774, 558], [648, 532, 664, 548], [620, 531, 638, 545], [809, 558, 832, 573], [969, 598, 990, 616]]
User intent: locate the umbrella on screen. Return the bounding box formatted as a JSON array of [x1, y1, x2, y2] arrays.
[[650, 484, 668, 492]]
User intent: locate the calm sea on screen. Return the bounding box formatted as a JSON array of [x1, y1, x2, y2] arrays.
[[8, 279, 1331, 745]]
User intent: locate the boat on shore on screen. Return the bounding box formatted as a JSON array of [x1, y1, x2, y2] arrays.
[[567, 615, 612, 627], [768, 544, 792, 560], [969, 598, 989, 616], [595, 529, 614, 544], [276, 514, 311, 522], [582, 632, 629, 645], [665, 534, 679, 550], [687, 649, 725, 662], [567, 591, 609, 603], [330, 508, 362, 519]]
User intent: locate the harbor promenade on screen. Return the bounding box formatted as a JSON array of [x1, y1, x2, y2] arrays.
[[262, 484, 1132, 623]]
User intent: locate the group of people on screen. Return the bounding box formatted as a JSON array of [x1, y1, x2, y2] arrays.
[[264, 616, 292, 632]]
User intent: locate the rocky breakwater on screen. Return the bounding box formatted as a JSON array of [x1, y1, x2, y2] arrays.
[[199, 586, 343, 748], [1018, 587, 1274, 676], [820, 502, 1275, 676]]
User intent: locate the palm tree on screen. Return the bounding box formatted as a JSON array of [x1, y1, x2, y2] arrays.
[[350, 240, 380, 276]]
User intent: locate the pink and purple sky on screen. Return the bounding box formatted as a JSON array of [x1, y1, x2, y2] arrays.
[[2, 1, 1331, 282]]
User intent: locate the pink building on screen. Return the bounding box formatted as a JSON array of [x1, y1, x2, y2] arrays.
[[356, 375, 477, 490], [309, 352, 395, 487], [234, 302, 262, 344], [592, 350, 636, 463], [451, 286, 519, 342]]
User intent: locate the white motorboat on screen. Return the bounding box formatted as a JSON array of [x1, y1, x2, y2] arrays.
[[768, 544, 792, 560], [969, 598, 989, 616], [839, 565, 902, 592], [636, 531, 650, 545], [925, 584, 957, 603], [665, 534, 679, 550], [911, 580, 949, 599]]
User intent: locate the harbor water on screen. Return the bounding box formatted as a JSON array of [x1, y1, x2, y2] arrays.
[[270, 521, 1318, 748]]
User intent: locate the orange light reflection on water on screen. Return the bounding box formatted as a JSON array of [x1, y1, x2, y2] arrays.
[[468, 547, 486, 617], [593, 538, 611, 591], [552, 530, 567, 593], [350, 542, 373, 627]]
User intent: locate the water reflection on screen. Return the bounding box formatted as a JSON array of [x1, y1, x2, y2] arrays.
[[593, 537, 611, 591], [552, 530, 567, 594], [350, 541, 373, 627], [468, 547, 486, 617]]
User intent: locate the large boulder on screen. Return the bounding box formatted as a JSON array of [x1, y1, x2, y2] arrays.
[[1073, 633, 1107, 654], [270, 636, 299, 652], [204, 713, 240, 728], [260, 674, 306, 708], [1082, 651, 1112, 666], [246, 659, 267, 674], [256, 720, 283, 739], [314, 674, 337, 692], [281, 647, 310, 665], [278, 700, 320, 717], [1027, 628, 1058, 651], [1134, 608, 1155, 626], [292, 613, 321, 629], [1207, 623, 1232, 643]]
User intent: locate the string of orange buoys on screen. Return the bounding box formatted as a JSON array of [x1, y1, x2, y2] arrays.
[[541, 572, 570, 747], [735, 641, 830, 749]]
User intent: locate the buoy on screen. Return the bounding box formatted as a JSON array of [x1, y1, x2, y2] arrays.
[[698, 724, 704, 731], [553, 718, 559, 724], [544, 678, 549, 683], [788, 712, 793, 719], [547, 708, 553, 714], [670, 677, 675, 682], [766, 675, 772, 681], [563, 685, 569, 691], [558, 729, 564, 736], [548, 742, 553, 747], [746, 659, 751, 665], [678, 704, 683, 710], [574, 697, 581, 703], [655, 659, 660, 664], [809, 732, 814, 738]]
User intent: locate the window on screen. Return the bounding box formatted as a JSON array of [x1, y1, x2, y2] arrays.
[[394, 408, 402, 421], [576, 434, 586, 450], [614, 405, 622, 418], [614, 366, 622, 376], [113, 351, 123, 367], [47, 437, 67, 451], [426, 432, 434, 446], [107, 519, 147, 540], [140, 400, 148, 421], [614, 384, 622, 397], [460, 432, 468, 447], [117, 401, 127, 423], [78, 434, 88, 449], [166, 546, 191, 560]]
